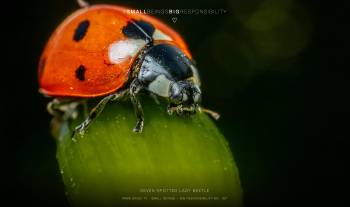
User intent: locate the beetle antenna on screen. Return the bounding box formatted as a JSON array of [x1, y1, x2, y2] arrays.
[[77, 0, 90, 8], [198, 107, 220, 120]]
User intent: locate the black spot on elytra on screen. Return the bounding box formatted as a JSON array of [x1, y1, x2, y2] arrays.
[[73, 20, 90, 42], [122, 19, 155, 41], [75, 65, 86, 81]]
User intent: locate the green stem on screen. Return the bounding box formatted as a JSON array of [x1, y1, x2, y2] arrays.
[[55, 96, 243, 206]]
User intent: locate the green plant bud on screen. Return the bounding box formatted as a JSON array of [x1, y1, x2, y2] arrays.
[[55, 96, 242, 207]]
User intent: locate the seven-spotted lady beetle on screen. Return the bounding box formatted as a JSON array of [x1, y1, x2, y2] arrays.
[[39, 0, 219, 135]]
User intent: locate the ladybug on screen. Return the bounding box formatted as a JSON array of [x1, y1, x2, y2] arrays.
[[39, 0, 219, 135]]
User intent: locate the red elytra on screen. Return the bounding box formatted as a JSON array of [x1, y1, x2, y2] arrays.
[[38, 5, 192, 98]]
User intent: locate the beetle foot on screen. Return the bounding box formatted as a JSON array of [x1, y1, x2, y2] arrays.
[[167, 105, 181, 115], [167, 106, 175, 115], [72, 121, 89, 138], [167, 105, 196, 116], [133, 120, 144, 133]]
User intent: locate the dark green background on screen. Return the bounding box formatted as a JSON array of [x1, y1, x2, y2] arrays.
[[1, 0, 348, 206]]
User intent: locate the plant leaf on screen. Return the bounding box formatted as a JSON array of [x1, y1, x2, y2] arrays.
[[56, 96, 243, 206]]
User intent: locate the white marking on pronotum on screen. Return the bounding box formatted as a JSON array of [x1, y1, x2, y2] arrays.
[[152, 29, 172, 41], [148, 74, 173, 97], [108, 39, 146, 64]]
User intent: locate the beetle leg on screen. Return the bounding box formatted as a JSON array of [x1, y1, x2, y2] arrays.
[[150, 93, 160, 105], [130, 80, 145, 133], [198, 107, 220, 120], [73, 89, 128, 137], [47, 98, 83, 137], [167, 104, 182, 115], [167, 104, 196, 116], [167, 105, 176, 115], [47, 98, 81, 120], [167, 104, 220, 120]]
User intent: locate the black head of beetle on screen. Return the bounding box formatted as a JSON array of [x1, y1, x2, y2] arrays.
[[137, 43, 202, 115], [169, 80, 201, 105]]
